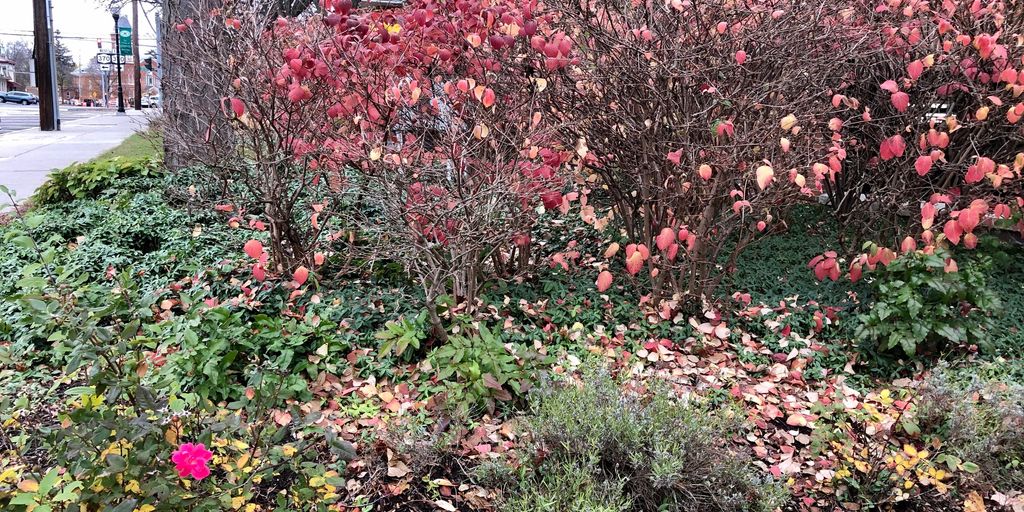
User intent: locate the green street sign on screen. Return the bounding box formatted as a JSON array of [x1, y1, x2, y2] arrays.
[[118, 27, 132, 56]]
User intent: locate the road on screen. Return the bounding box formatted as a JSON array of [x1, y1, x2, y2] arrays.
[[0, 103, 117, 134], [0, 110, 149, 203]]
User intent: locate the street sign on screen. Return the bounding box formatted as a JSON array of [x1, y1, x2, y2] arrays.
[[96, 52, 128, 65], [99, 64, 111, 72], [118, 19, 132, 56]]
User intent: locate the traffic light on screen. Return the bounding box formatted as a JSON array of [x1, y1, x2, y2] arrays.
[[143, 57, 154, 71]]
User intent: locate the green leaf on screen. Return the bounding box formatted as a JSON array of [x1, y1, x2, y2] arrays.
[[106, 454, 127, 473], [11, 235, 35, 249], [24, 214, 45, 229], [10, 493, 36, 505], [900, 337, 917, 356], [900, 419, 920, 436], [108, 498, 138, 512], [38, 468, 60, 495], [960, 461, 980, 474]]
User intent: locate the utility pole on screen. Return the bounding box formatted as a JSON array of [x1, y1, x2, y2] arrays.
[[32, 0, 59, 130], [132, 0, 142, 110], [155, 12, 163, 108]]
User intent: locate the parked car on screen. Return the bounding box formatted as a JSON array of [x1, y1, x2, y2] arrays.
[[140, 95, 160, 108], [1, 91, 40, 105]]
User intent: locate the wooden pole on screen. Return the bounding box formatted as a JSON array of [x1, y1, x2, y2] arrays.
[[32, 0, 58, 130], [132, 0, 142, 110]]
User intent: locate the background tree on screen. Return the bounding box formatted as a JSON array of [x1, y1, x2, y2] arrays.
[[53, 35, 77, 99], [0, 40, 34, 86]]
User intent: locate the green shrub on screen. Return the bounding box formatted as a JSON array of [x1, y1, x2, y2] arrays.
[[726, 205, 864, 305], [978, 239, 1024, 355], [915, 362, 1024, 490], [427, 324, 553, 416], [505, 368, 784, 512], [0, 227, 354, 511], [855, 249, 999, 358], [32, 156, 162, 206], [149, 306, 350, 403], [376, 311, 429, 359]]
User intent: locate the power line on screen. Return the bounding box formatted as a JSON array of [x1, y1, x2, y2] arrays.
[[0, 31, 157, 42]]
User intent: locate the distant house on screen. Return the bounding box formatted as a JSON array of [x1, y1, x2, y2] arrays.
[[0, 58, 18, 93]]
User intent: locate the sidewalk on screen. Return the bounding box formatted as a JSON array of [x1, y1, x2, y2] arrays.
[[0, 111, 150, 203]]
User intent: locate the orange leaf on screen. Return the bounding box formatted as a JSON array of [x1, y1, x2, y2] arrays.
[[755, 166, 774, 190]]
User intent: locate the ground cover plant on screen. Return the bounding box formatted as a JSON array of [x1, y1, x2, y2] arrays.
[[2, 0, 1024, 511]]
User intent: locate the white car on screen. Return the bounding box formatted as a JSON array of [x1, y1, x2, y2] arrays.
[[140, 95, 160, 108]]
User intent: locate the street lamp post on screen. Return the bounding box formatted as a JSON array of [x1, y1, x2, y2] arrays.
[[111, 7, 126, 113]]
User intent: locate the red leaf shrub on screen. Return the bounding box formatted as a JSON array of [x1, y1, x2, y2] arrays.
[[167, 0, 572, 335], [810, 0, 1024, 274], [546, 0, 868, 303]]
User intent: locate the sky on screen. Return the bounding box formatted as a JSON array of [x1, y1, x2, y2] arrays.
[[1, 0, 160, 69]]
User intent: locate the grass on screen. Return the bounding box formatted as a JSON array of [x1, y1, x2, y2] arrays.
[[90, 131, 162, 162]]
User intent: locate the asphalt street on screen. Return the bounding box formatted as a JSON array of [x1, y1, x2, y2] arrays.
[[0, 103, 113, 134]]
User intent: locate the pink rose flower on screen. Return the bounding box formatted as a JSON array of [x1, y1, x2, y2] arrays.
[[171, 442, 213, 480]]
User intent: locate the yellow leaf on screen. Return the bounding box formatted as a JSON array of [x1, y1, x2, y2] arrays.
[[281, 444, 297, 458], [903, 444, 918, 457], [126, 479, 142, 494], [231, 495, 247, 510], [531, 77, 548, 92], [780, 114, 798, 131], [964, 490, 986, 512]]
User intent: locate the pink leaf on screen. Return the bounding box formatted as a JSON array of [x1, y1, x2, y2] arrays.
[[230, 97, 245, 117], [914, 155, 933, 176], [880, 135, 906, 161], [656, 227, 675, 251], [943, 220, 962, 245], [734, 50, 747, 65], [666, 149, 683, 165], [900, 236, 917, 253], [293, 266, 310, 285], [698, 164, 712, 180], [880, 80, 900, 93], [890, 91, 910, 112], [243, 240, 263, 259], [715, 120, 734, 139], [625, 252, 644, 275], [482, 88, 496, 108], [958, 208, 980, 232], [907, 60, 924, 80], [921, 202, 936, 229], [596, 270, 613, 292]]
